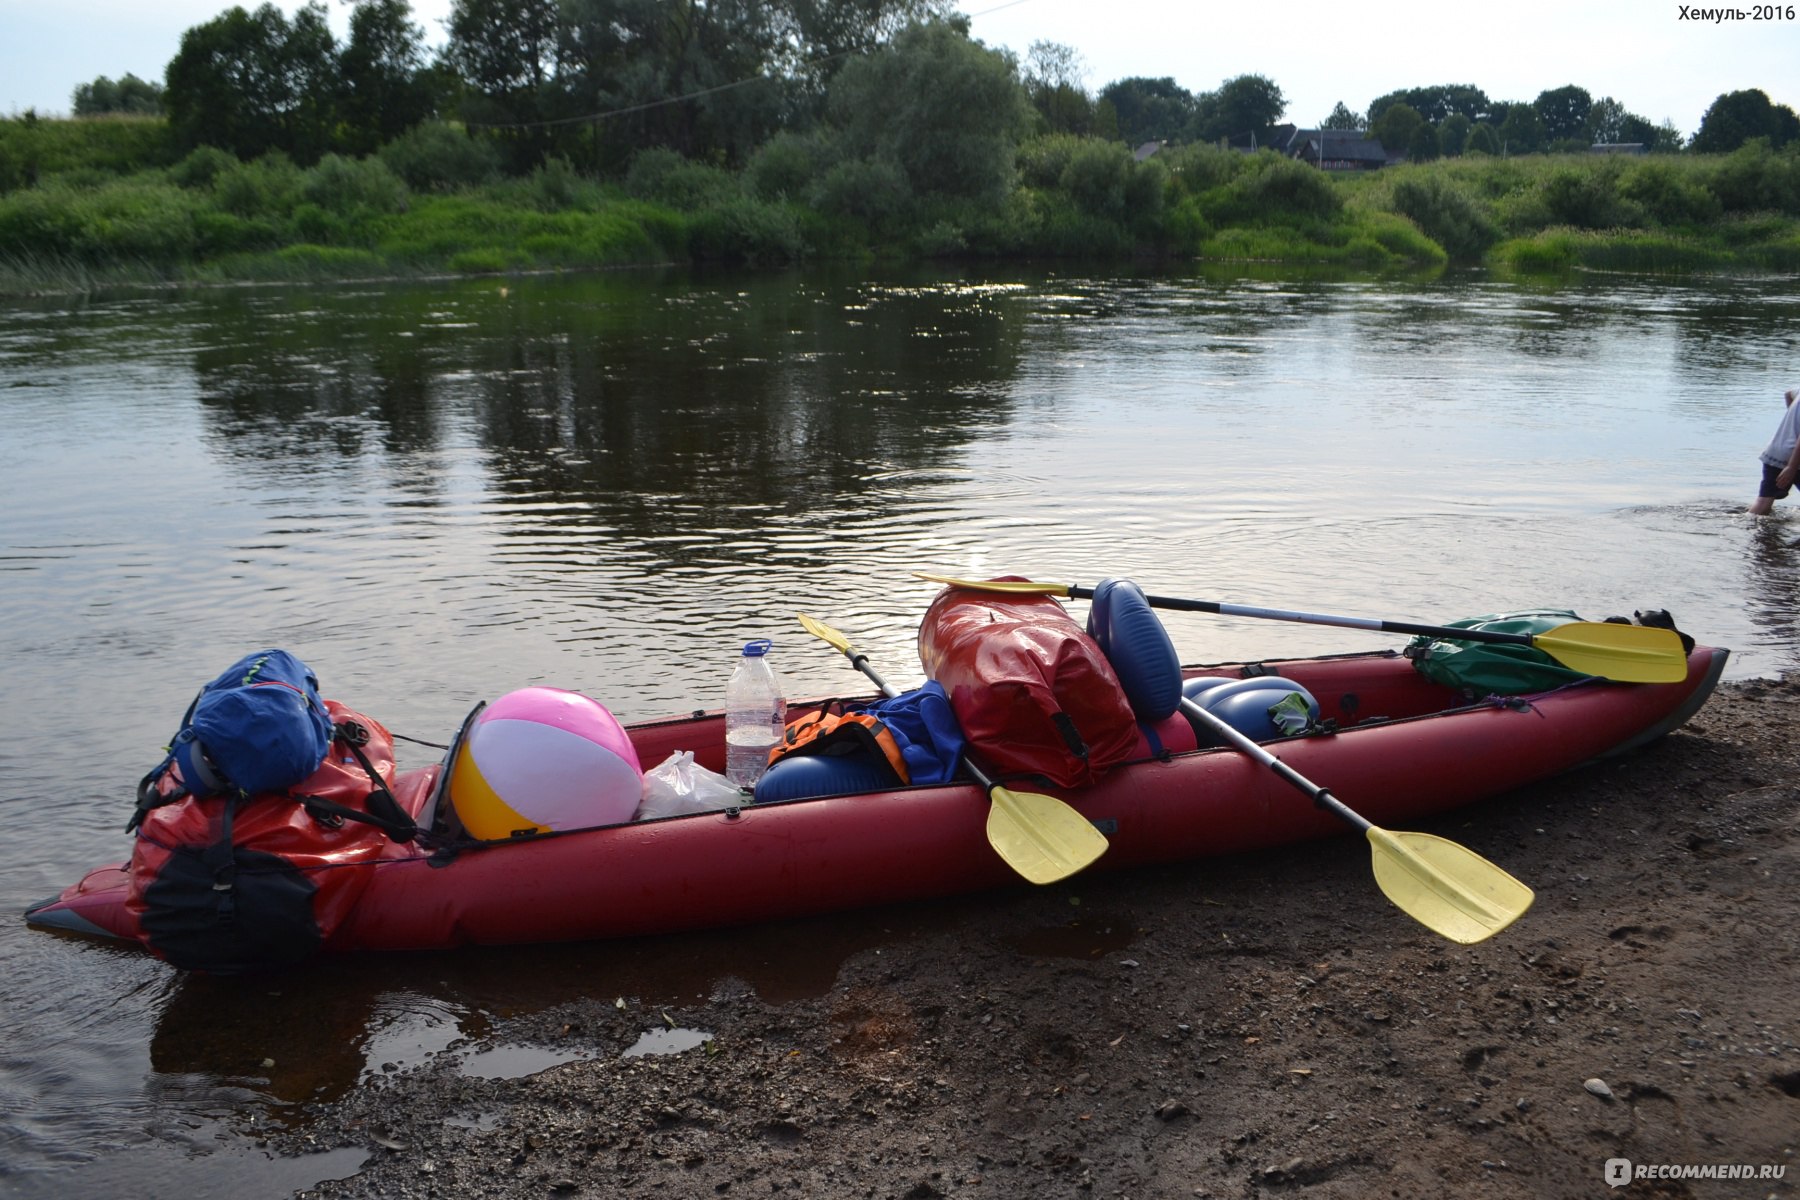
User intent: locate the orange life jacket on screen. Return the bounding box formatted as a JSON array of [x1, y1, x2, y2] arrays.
[[767, 702, 912, 784]]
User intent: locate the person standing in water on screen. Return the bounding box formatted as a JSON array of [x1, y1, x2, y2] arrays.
[[1749, 388, 1800, 515]]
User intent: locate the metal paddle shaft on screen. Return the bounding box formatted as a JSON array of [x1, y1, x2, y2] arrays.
[[1178, 696, 1534, 944], [912, 574, 1688, 685], [795, 614, 1108, 885]]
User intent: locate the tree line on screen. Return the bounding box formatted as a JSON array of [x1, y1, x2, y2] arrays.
[[5, 0, 1796, 290], [54, 0, 1798, 179]]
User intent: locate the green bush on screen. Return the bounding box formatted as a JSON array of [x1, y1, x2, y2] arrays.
[[1618, 160, 1722, 226], [0, 114, 177, 186], [1491, 229, 1580, 272], [301, 154, 409, 217], [1058, 139, 1135, 219], [378, 124, 502, 193], [527, 156, 586, 211], [686, 195, 807, 264], [287, 201, 349, 244], [1355, 211, 1446, 265], [811, 156, 912, 229], [1539, 167, 1641, 229], [1389, 173, 1499, 259], [213, 152, 304, 218], [1707, 140, 1800, 214], [745, 132, 823, 202], [193, 208, 280, 254], [1160, 143, 1247, 195], [0, 179, 199, 265], [1016, 133, 1085, 189], [0, 184, 86, 257], [1204, 154, 1341, 225], [169, 145, 238, 189], [625, 148, 738, 209]]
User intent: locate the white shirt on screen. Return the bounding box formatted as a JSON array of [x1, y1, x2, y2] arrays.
[[1763, 395, 1800, 468]]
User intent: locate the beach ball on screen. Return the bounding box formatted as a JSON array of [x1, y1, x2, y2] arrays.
[[450, 687, 642, 839]]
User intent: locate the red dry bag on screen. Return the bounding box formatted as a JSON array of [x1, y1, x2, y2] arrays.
[[918, 582, 1139, 788], [126, 700, 411, 972]]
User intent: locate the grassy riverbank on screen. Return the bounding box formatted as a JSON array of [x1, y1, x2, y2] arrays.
[[2, 116, 1798, 293]]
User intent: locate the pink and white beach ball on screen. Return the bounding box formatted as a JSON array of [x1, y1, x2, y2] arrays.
[[450, 687, 642, 840]]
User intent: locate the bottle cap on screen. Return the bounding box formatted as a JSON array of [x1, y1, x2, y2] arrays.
[[741, 638, 773, 657]]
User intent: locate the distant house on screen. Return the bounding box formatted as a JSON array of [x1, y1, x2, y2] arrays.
[[1288, 129, 1393, 171], [1225, 124, 1297, 153], [1134, 141, 1165, 161], [1589, 142, 1647, 155]]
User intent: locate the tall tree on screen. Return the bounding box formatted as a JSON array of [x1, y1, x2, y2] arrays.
[[164, 3, 339, 161], [1369, 101, 1424, 152], [72, 73, 165, 116], [1586, 95, 1627, 144], [1369, 84, 1488, 125], [1022, 40, 1093, 135], [284, 2, 341, 163], [1495, 102, 1545, 154], [1193, 73, 1286, 144], [1690, 88, 1800, 152], [1533, 84, 1592, 145], [1098, 77, 1195, 145], [340, 0, 435, 154], [1437, 112, 1471, 157], [826, 18, 1030, 207], [1620, 114, 1683, 153], [1321, 101, 1361, 131], [444, 0, 563, 165]]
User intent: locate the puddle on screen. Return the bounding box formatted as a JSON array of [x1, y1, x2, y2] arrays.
[[1000, 915, 1138, 960], [623, 1027, 713, 1058], [1, 1141, 368, 1200], [358, 995, 474, 1082], [456, 1045, 590, 1080]]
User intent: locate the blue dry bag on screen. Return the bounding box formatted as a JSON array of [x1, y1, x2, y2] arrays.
[[138, 650, 337, 809]]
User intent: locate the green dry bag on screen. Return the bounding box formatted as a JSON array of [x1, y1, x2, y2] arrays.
[[1404, 609, 1593, 695]]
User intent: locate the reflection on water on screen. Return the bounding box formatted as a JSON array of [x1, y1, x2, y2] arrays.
[[1, 263, 1796, 1192]]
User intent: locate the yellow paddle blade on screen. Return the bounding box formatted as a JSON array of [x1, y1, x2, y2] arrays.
[[913, 573, 1071, 596], [796, 612, 851, 655], [985, 785, 1110, 885], [1366, 827, 1535, 944], [1533, 622, 1688, 684]]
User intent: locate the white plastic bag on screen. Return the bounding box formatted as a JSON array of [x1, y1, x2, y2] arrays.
[[634, 751, 746, 820]]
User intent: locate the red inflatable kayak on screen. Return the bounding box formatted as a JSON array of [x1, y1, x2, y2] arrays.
[[26, 645, 1727, 957]]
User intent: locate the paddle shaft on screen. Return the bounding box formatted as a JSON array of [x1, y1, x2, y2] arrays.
[[1070, 586, 1548, 651], [1178, 696, 1370, 834]]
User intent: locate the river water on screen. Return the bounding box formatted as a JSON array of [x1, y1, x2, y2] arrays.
[[2, 263, 1796, 1195]]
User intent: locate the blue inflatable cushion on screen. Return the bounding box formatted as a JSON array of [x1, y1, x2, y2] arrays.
[[753, 751, 902, 804], [1181, 676, 1320, 745], [1086, 578, 1183, 722]]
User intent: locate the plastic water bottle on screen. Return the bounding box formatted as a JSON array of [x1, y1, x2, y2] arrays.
[[725, 638, 786, 791]]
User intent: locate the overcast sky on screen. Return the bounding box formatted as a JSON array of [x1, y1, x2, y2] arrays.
[[3, 0, 1796, 139]]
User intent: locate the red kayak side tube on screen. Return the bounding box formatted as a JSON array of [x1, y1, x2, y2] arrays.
[[25, 646, 1728, 958]]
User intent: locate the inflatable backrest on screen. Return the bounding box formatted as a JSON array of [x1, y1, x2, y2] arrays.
[[1085, 578, 1184, 722]]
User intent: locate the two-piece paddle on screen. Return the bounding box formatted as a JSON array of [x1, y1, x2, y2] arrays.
[[1177, 693, 1533, 943], [912, 574, 1688, 685], [796, 613, 1108, 886]]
